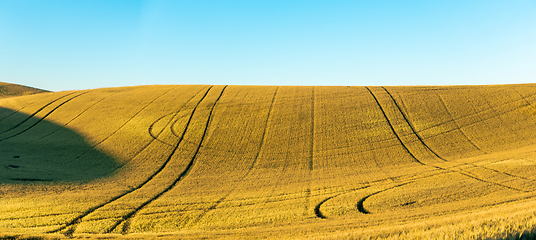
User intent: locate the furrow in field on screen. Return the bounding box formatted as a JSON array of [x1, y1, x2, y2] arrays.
[[186, 87, 280, 227], [0, 91, 90, 142], [0, 92, 75, 127], [117, 86, 227, 234], [48, 86, 212, 235]]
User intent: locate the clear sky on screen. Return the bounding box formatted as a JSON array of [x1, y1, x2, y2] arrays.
[[1, 1, 535, 91]]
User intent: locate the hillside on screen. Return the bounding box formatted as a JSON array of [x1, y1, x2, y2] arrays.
[[1, 84, 536, 239], [0, 82, 49, 98]]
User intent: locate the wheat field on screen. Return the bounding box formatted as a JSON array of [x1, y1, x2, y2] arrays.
[[2, 84, 536, 239]]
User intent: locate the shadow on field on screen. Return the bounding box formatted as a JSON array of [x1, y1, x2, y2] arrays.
[[499, 229, 536, 240], [0, 107, 121, 183]]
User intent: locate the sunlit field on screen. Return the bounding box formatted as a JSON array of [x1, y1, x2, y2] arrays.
[[2, 84, 536, 239]]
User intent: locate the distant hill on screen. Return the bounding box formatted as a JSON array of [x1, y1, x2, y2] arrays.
[[0, 81, 49, 98]]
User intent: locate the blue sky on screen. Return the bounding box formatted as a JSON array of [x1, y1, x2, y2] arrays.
[[1, 1, 535, 91]]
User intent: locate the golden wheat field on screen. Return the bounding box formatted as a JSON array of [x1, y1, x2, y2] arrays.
[[2, 84, 536, 239]]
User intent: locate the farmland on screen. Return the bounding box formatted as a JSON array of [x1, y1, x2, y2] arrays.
[[2, 84, 536, 239], [0, 82, 48, 99]]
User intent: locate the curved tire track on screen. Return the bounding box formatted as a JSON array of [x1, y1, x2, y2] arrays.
[[360, 87, 527, 215], [356, 182, 413, 214], [117, 86, 227, 234], [186, 87, 279, 227], [383, 87, 536, 190], [150, 87, 209, 145], [134, 86, 209, 164], [48, 86, 212, 235], [147, 113, 176, 146], [314, 167, 446, 219], [366, 86, 525, 191], [82, 87, 178, 151]]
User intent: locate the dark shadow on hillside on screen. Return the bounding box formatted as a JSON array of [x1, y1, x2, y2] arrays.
[[498, 228, 536, 240], [0, 107, 121, 184]]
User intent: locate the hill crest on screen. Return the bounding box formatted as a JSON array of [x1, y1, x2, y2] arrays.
[[0, 81, 49, 98]]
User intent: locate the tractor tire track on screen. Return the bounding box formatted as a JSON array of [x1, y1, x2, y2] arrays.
[[245, 87, 279, 178], [305, 86, 315, 216], [147, 87, 208, 147], [0, 92, 76, 128], [381, 87, 446, 161], [147, 113, 176, 146], [70, 85, 191, 170], [186, 87, 279, 227], [365, 87, 425, 165], [0, 91, 90, 142], [29, 91, 121, 143], [364, 86, 526, 211], [314, 188, 368, 219], [314, 167, 445, 219], [314, 87, 437, 219], [437, 94, 486, 153], [136, 169, 442, 218], [160, 87, 209, 141], [367, 87, 524, 190], [48, 86, 212, 235], [0, 213, 71, 221], [414, 91, 536, 135], [512, 87, 534, 107], [117, 86, 227, 234], [140, 87, 210, 160], [383, 87, 536, 190], [356, 182, 413, 214], [81, 87, 178, 151]]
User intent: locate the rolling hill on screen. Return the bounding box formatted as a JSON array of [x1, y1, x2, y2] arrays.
[[0, 82, 49, 98], [2, 84, 536, 239]]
